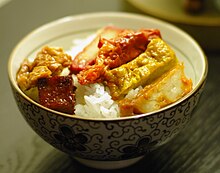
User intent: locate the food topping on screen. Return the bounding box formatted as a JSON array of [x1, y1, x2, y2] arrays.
[[70, 26, 124, 74], [104, 38, 178, 100], [119, 63, 193, 116], [38, 75, 76, 114], [17, 46, 72, 91], [76, 29, 161, 85], [16, 26, 193, 117]]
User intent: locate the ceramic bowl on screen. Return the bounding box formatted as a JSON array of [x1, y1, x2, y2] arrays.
[[8, 12, 208, 170]]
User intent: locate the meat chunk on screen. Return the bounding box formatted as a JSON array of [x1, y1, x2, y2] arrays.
[[38, 75, 76, 114], [119, 63, 193, 116], [70, 26, 124, 74], [77, 29, 161, 85]]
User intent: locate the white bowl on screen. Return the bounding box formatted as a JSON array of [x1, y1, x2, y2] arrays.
[[8, 12, 208, 169]]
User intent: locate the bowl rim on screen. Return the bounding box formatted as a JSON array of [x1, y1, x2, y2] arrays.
[[8, 12, 208, 121]]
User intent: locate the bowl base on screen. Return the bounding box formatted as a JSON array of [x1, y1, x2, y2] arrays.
[[73, 156, 144, 170]]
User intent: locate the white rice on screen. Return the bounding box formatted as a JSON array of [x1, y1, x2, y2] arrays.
[[73, 76, 120, 118], [72, 74, 143, 118], [125, 86, 143, 99]]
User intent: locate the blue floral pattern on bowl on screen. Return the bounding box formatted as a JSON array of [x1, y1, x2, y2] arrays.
[[12, 82, 205, 161]]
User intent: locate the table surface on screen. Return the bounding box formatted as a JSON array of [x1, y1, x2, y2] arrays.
[[1, 0, 220, 172]]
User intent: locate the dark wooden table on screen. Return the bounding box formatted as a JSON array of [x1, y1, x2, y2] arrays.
[[1, 0, 220, 172]]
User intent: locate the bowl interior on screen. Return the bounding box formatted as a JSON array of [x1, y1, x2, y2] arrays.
[[8, 12, 207, 119]]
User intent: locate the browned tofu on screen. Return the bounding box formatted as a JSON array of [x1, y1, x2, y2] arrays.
[[17, 46, 72, 91], [104, 38, 178, 100]]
